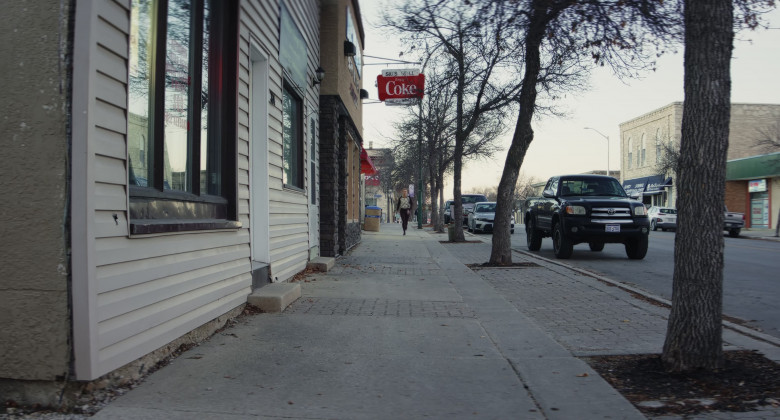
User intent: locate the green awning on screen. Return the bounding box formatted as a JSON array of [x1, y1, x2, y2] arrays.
[[726, 153, 780, 181]]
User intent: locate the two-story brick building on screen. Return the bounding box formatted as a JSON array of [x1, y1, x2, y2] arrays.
[[619, 102, 780, 230], [318, 0, 368, 257]]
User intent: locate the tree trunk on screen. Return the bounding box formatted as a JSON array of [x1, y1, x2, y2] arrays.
[[490, 8, 547, 264], [452, 49, 466, 242], [662, 0, 733, 372]]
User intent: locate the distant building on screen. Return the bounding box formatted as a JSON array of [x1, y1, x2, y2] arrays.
[[364, 144, 393, 220], [620, 102, 780, 229]]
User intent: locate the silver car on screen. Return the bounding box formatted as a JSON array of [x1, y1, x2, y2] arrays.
[[467, 202, 515, 234], [648, 206, 677, 231]]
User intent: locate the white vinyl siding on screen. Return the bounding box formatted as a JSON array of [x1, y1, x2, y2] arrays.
[[72, 0, 253, 380], [240, 0, 319, 282], [72, 0, 319, 381]]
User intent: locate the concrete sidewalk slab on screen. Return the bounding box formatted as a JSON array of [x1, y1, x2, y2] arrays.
[[307, 256, 335, 272], [246, 282, 300, 313]]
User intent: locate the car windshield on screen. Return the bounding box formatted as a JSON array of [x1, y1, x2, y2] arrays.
[[559, 178, 626, 197], [474, 203, 496, 213], [462, 195, 488, 204], [658, 208, 677, 214]]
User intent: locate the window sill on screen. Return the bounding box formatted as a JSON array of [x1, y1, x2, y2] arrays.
[[130, 219, 242, 235]]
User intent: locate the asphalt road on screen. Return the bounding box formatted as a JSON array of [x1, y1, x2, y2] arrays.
[[499, 227, 780, 340]]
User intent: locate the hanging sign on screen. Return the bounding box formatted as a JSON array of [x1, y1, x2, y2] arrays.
[[377, 68, 425, 102]]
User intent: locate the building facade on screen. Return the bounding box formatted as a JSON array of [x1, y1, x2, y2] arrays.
[[0, 0, 348, 405], [318, 0, 367, 257], [619, 102, 780, 230]]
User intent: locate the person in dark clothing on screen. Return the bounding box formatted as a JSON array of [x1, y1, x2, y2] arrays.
[[395, 189, 412, 235]]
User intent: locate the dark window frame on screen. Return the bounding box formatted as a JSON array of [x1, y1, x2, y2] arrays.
[[128, 0, 239, 235], [281, 80, 305, 191]]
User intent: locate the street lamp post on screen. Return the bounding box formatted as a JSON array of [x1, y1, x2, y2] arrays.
[[584, 127, 610, 177]]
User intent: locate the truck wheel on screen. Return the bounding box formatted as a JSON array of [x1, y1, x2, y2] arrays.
[[625, 235, 649, 260], [526, 219, 542, 251], [589, 241, 604, 252], [552, 222, 573, 259], [729, 228, 741, 237]]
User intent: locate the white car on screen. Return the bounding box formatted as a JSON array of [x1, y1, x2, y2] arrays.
[[648, 206, 677, 231], [467, 202, 515, 234]]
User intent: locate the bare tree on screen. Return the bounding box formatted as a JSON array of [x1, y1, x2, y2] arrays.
[[661, 0, 775, 372], [385, 0, 526, 241], [486, 0, 681, 265], [661, 0, 735, 372]]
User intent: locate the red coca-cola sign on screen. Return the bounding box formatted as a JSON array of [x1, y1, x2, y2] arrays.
[[377, 74, 425, 101]]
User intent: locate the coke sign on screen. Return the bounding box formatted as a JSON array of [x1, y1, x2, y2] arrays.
[[377, 74, 425, 102]]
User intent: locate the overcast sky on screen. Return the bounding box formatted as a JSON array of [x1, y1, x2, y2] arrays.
[[358, 2, 780, 195]]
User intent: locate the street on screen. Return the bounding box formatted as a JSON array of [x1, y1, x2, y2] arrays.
[[502, 227, 780, 339]]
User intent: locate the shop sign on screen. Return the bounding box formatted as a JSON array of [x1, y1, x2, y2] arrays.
[[748, 179, 766, 193], [377, 69, 425, 102]]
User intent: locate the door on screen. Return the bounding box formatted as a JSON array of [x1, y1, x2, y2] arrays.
[[308, 116, 319, 257]]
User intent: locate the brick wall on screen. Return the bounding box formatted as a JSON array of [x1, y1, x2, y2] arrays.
[[725, 181, 747, 213], [319, 96, 340, 257]]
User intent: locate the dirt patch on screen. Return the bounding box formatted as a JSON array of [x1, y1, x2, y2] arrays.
[[584, 350, 780, 416]]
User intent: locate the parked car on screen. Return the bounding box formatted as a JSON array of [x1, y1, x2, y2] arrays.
[[647, 206, 677, 231], [524, 175, 650, 259], [443, 200, 454, 224], [443, 194, 489, 226], [724, 206, 745, 237], [467, 202, 515, 234]]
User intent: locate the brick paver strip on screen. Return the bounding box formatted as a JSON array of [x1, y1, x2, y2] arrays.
[[287, 297, 476, 318]]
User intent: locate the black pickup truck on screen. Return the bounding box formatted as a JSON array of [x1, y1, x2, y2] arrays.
[[524, 175, 650, 259]]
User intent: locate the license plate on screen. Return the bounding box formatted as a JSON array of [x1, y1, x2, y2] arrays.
[[606, 224, 620, 233]]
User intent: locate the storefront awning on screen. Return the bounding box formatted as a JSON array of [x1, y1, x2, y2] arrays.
[[622, 177, 647, 196], [360, 146, 378, 176], [623, 175, 672, 196], [726, 153, 780, 180]]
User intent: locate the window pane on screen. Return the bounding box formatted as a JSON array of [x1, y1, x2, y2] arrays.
[[128, 0, 153, 187], [282, 85, 302, 188], [200, 0, 211, 193], [164, 0, 192, 192]]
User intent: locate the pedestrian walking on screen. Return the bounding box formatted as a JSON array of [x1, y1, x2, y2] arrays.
[[396, 188, 412, 235]]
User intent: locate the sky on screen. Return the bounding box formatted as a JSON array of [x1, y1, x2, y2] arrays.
[[358, 1, 780, 195]]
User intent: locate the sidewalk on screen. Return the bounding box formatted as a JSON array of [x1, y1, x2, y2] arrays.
[[740, 227, 780, 242], [91, 223, 779, 420]]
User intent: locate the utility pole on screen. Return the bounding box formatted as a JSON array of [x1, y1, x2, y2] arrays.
[[417, 98, 424, 229]]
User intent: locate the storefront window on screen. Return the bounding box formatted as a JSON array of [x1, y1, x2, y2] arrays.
[[128, 0, 239, 232]]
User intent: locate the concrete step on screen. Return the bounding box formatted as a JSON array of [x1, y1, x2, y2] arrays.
[[307, 256, 335, 272], [247, 282, 301, 313]]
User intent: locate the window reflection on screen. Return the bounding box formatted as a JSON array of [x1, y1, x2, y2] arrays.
[[282, 85, 302, 188], [164, 0, 192, 192], [200, 1, 211, 193], [128, 0, 153, 187]]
